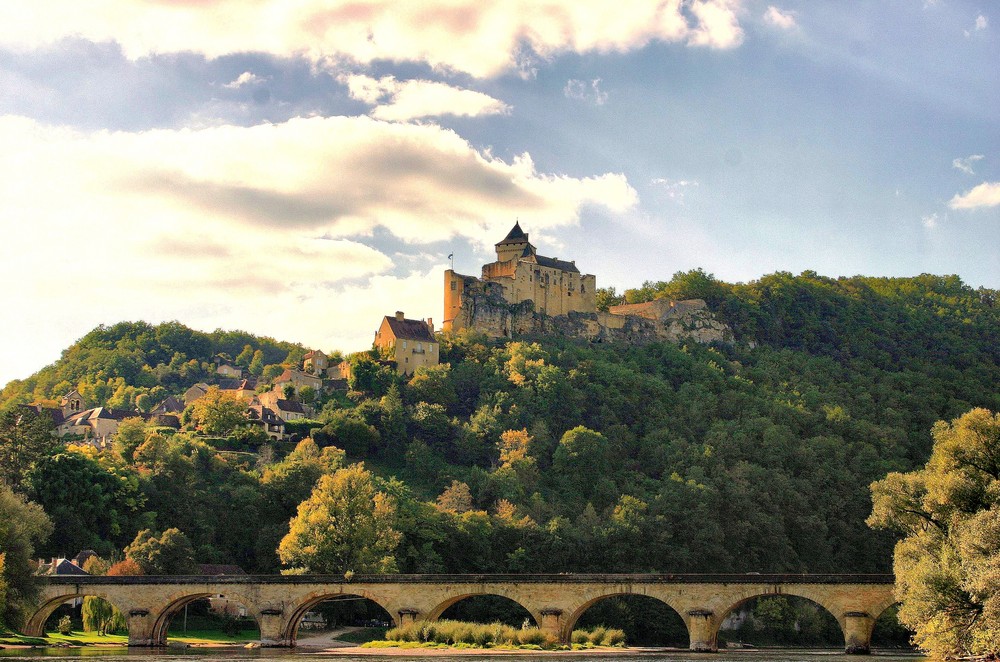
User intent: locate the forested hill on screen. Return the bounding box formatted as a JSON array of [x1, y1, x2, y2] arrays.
[[1, 271, 998, 578], [0, 322, 310, 410]]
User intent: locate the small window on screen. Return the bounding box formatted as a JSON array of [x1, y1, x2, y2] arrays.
[[450, 281, 456, 291]]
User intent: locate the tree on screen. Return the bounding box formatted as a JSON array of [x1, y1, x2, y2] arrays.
[[235, 344, 254, 368], [27, 451, 144, 557], [80, 556, 125, 635], [125, 528, 197, 575], [113, 417, 148, 461], [189, 386, 247, 436], [437, 481, 473, 513], [868, 408, 1000, 658], [278, 464, 401, 573], [0, 483, 52, 629], [0, 408, 59, 492], [248, 350, 265, 376]]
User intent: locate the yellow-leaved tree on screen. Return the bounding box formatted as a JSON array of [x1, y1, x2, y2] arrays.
[[278, 464, 400, 574], [868, 408, 1000, 658]]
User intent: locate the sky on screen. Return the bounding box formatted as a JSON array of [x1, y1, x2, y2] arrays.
[[0, 0, 998, 387]]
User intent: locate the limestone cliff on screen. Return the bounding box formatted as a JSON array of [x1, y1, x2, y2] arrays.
[[448, 275, 733, 345]]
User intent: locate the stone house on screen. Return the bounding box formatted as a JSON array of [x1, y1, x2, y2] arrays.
[[374, 311, 439, 375], [215, 363, 242, 378], [273, 369, 322, 395], [303, 350, 329, 377]]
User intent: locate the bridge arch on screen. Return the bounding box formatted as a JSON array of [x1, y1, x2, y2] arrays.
[[426, 591, 538, 626], [282, 590, 397, 646], [24, 590, 130, 637], [713, 588, 844, 650], [563, 592, 688, 646], [149, 590, 262, 646]]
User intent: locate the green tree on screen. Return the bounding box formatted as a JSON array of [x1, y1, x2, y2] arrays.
[[248, 350, 265, 376], [278, 464, 401, 573], [0, 483, 52, 629], [0, 408, 59, 492], [27, 451, 144, 556], [235, 344, 254, 368], [189, 386, 247, 436], [124, 528, 197, 575], [868, 408, 1000, 658]]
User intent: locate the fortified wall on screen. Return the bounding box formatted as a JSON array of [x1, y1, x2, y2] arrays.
[[442, 223, 732, 345]]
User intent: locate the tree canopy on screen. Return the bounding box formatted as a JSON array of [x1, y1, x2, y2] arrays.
[[869, 408, 1000, 658]]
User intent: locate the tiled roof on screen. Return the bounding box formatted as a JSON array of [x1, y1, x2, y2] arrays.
[[496, 221, 528, 245], [275, 399, 305, 414], [152, 396, 184, 414], [383, 316, 437, 343], [533, 254, 581, 273]]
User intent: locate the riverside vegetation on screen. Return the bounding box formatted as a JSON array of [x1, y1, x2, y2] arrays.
[[0, 270, 998, 654]]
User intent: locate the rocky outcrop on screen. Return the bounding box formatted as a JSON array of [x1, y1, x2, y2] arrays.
[[450, 278, 733, 345]]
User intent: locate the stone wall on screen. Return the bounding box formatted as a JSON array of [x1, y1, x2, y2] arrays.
[[448, 276, 733, 345]]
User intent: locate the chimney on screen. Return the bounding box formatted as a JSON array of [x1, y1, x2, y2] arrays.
[[426, 318, 434, 333], [395, 311, 405, 321]]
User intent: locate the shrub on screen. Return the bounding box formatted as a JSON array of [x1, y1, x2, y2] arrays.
[[57, 616, 72, 635], [571, 629, 590, 645], [603, 628, 626, 646], [588, 625, 607, 645]]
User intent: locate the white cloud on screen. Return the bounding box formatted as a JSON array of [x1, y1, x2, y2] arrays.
[[564, 78, 608, 105], [763, 6, 796, 29], [652, 177, 699, 203], [952, 154, 984, 175], [922, 212, 939, 229], [340, 74, 511, 121], [687, 0, 745, 48], [0, 1, 745, 78], [222, 71, 265, 89], [949, 182, 1000, 209], [965, 14, 988, 36], [0, 114, 636, 382]]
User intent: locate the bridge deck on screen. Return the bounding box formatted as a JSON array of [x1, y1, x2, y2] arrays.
[[46, 573, 894, 585]]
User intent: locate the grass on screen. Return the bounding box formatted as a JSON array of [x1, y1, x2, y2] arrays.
[[365, 620, 626, 650], [0, 631, 128, 646]]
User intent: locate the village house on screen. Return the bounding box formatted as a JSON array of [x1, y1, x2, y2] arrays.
[[183, 383, 210, 406], [303, 350, 329, 377], [215, 363, 242, 378], [273, 368, 322, 394], [374, 311, 439, 376], [150, 395, 185, 415], [246, 404, 286, 440]]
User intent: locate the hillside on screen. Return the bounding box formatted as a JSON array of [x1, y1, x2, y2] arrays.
[[1, 270, 998, 579]]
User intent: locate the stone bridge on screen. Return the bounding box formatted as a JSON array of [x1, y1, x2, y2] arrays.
[[30, 574, 896, 653]]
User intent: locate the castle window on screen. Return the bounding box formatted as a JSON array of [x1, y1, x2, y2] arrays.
[[451, 281, 456, 291]]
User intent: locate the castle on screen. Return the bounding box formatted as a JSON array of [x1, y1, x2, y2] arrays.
[[443, 223, 731, 345], [444, 222, 597, 329]]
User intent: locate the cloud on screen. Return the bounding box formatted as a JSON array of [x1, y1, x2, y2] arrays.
[[763, 6, 796, 29], [952, 154, 984, 175], [0, 113, 637, 383], [652, 177, 699, 203], [948, 182, 1000, 209], [0, 1, 745, 78], [921, 213, 938, 229], [965, 14, 988, 36], [340, 74, 511, 121], [564, 78, 608, 105], [222, 71, 265, 89]]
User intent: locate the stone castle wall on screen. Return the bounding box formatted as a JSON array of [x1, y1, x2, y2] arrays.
[[446, 272, 733, 345]]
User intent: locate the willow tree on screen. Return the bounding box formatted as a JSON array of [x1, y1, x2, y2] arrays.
[[868, 408, 1000, 658], [278, 464, 400, 574]]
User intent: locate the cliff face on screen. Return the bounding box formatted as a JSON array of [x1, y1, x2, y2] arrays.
[[450, 277, 733, 345]]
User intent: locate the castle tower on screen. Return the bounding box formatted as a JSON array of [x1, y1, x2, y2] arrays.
[[495, 221, 535, 263]]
